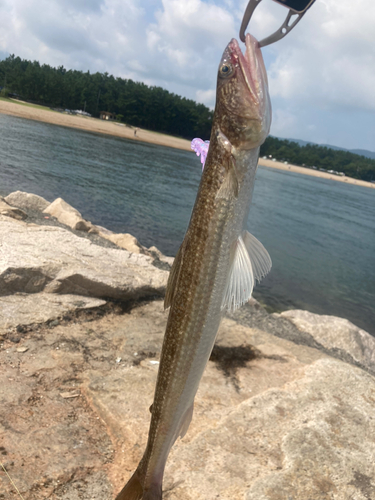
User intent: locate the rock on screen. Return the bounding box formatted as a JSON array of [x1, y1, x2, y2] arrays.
[[93, 225, 114, 236], [60, 391, 80, 399], [100, 232, 145, 254], [279, 309, 375, 372], [4, 191, 172, 269], [79, 302, 375, 499], [166, 358, 375, 500], [1, 192, 374, 499], [43, 197, 94, 232], [16, 346, 29, 353], [4, 190, 50, 211], [0, 217, 168, 301], [0, 302, 156, 499], [0, 293, 106, 334], [148, 245, 175, 267], [1, 299, 374, 499], [0, 197, 27, 220], [49, 319, 60, 328]]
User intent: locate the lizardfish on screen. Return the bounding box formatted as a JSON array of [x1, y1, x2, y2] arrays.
[[116, 33, 272, 500]]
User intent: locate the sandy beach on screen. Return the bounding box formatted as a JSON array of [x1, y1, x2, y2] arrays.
[[1, 98, 374, 190]]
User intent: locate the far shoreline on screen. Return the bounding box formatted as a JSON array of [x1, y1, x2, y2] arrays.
[[1, 98, 374, 190]]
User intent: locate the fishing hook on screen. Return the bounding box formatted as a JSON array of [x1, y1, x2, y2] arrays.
[[240, 0, 316, 47]]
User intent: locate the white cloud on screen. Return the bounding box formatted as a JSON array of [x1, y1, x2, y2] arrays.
[[143, 0, 237, 89], [267, 0, 375, 113], [196, 88, 216, 108], [270, 106, 298, 137], [0, 0, 145, 72], [152, 0, 235, 48]]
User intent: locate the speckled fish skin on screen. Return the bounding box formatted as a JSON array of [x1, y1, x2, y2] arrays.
[[116, 34, 271, 500]]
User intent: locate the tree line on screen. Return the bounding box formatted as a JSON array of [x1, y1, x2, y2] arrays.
[[0, 54, 213, 139], [1, 54, 374, 182], [260, 137, 375, 182]]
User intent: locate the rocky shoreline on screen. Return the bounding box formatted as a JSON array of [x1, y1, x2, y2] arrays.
[[1, 191, 375, 499]]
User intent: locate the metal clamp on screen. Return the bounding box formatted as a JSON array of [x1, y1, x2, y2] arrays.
[[240, 0, 316, 47]]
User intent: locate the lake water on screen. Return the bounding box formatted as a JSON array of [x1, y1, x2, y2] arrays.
[[0, 113, 374, 335]]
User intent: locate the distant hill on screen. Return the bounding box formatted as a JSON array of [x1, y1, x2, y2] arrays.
[[283, 138, 375, 161], [350, 149, 375, 160]]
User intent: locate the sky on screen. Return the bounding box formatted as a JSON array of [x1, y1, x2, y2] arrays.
[[0, 0, 374, 151]]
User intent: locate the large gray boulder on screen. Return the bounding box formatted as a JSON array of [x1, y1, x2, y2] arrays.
[[279, 309, 375, 372], [0, 217, 168, 301], [0, 197, 27, 220], [166, 356, 375, 499], [4, 190, 50, 211], [94, 307, 375, 500], [1, 297, 374, 499], [0, 293, 106, 335]]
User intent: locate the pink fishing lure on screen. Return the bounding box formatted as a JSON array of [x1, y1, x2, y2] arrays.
[[191, 138, 210, 170]]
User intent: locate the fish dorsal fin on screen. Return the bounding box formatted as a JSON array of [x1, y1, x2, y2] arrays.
[[164, 241, 185, 310], [221, 231, 271, 312], [242, 230, 272, 282]]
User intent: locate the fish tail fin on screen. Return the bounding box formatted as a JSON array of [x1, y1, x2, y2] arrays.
[[143, 484, 163, 500], [116, 469, 163, 500], [115, 469, 144, 500]]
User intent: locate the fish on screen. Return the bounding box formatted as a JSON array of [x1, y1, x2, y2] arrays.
[[116, 33, 272, 500]]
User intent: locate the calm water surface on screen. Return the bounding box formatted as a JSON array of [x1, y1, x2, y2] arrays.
[[1, 114, 374, 335]]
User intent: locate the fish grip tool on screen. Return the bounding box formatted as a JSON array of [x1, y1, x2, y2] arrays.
[[240, 0, 316, 46]]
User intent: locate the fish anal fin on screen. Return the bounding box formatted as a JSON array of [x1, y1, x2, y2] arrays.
[[164, 241, 185, 310], [242, 230, 272, 282], [179, 403, 194, 439]]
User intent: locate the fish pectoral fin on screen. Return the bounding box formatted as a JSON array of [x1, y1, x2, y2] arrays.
[[164, 240, 185, 310], [179, 403, 194, 439], [242, 230, 272, 282], [216, 130, 232, 154], [216, 158, 239, 199], [221, 232, 271, 312], [215, 131, 239, 200], [221, 235, 254, 311]]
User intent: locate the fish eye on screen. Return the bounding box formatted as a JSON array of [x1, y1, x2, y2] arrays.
[[219, 63, 233, 78]]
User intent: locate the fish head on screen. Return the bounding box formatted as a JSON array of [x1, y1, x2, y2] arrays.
[[214, 34, 271, 150]]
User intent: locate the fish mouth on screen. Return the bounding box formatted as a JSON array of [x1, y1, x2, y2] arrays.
[[228, 35, 267, 108]]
